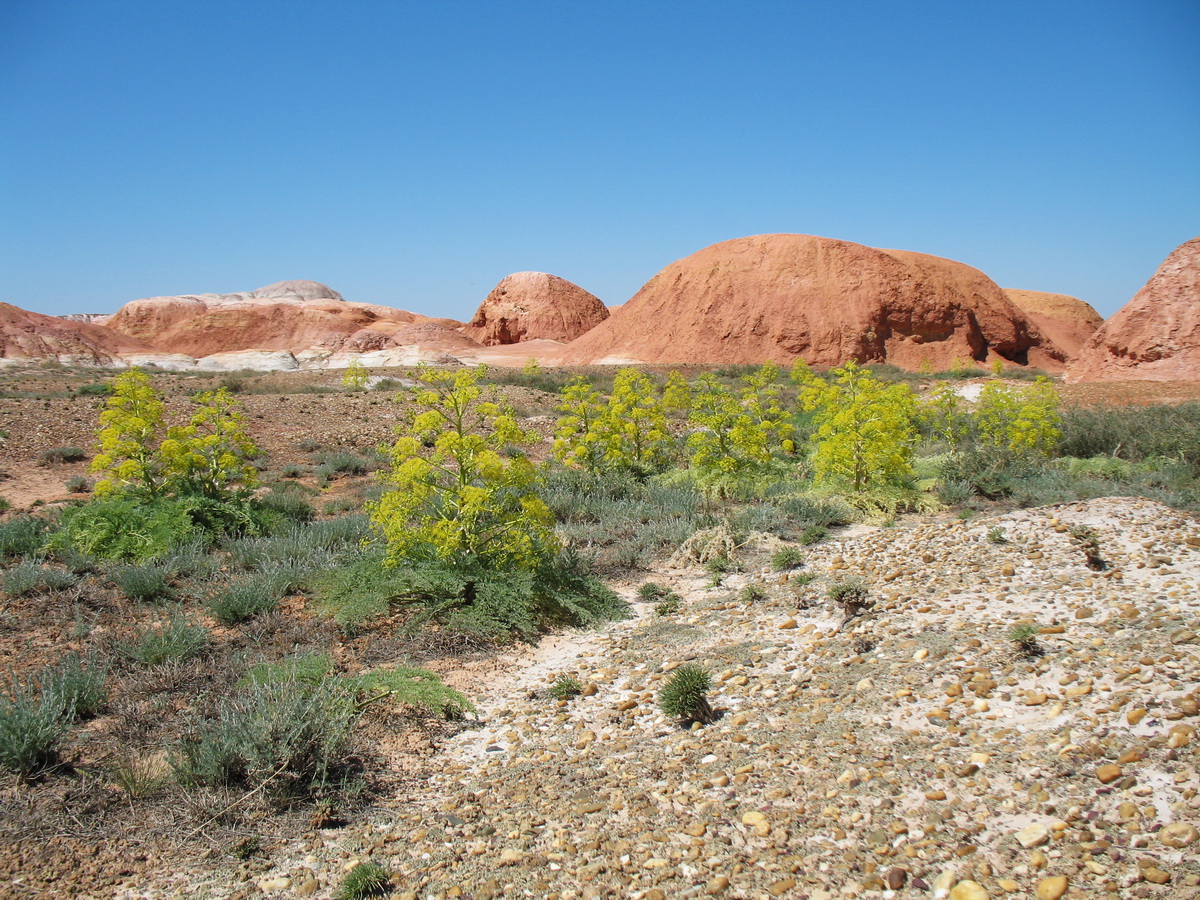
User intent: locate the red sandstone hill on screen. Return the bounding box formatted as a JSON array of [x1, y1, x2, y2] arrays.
[[1002, 289, 1104, 359], [0, 302, 153, 365], [1067, 237, 1200, 383], [104, 280, 477, 358], [466, 272, 608, 345], [562, 234, 1066, 370]]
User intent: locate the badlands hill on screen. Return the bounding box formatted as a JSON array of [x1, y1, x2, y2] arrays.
[[467, 272, 609, 345], [0, 302, 153, 366], [1002, 289, 1104, 359], [1067, 237, 1200, 383], [563, 235, 1067, 370], [103, 279, 469, 364]]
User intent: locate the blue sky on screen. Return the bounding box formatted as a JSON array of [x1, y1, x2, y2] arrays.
[[1, 1, 1197, 320]]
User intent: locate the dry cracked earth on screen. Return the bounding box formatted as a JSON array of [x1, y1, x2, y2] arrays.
[[75, 496, 1200, 900]]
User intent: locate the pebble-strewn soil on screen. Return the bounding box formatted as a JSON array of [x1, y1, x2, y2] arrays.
[[89, 496, 1200, 900]]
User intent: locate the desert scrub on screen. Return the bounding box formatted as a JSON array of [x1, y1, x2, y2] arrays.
[[208, 577, 280, 625], [39, 446, 87, 465], [738, 583, 768, 603], [39, 651, 108, 718], [110, 561, 175, 602], [771, 546, 805, 571], [66, 475, 92, 493], [653, 591, 683, 616], [335, 862, 393, 900], [636, 581, 671, 602], [121, 611, 209, 666], [798, 525, 829, 545], [2, 559, 78, 597], [548, 674, 583, 701], [987, 526, 1007, 544], [0, 655, 103, 776], [0, 516, 49, 561], [827, 577, 872, 628], [658, 664, 716, 725], [174, 677, 359, 799]]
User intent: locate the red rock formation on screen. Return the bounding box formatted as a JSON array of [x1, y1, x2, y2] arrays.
[[1003, 290, 1104, 359], [467, 272, 608, 345], [563, 234, 1065, 370], [1067, 238, 1200, 382], [0, 302, 153, 365], [104, 281, 474, 358]]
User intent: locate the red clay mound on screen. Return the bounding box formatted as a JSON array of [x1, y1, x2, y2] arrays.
[[1067, 237, 1200, 382], [1003, 289, 1104, 359], [563, 234, 1065, 370], [467, 272, 608, 345], [0, 302, 153, 365], [104, 281, 465, 358]]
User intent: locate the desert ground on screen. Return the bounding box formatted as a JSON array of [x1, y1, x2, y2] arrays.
[[1, 364, 1198, 900]]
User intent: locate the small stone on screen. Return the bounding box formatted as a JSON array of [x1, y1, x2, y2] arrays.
[[257, 877, 291, 892], [498, 848, 524, 865], [1024, 691, 1049, 706], [1142, 866, 1171, 884], [1096, 764, 1122, 784], [925, 790, 947, 801], [1016, 823, 1051, 848], [996, 879, 1019, 893], [581, 682, 599, 696], [1001, 564, 1015, 577], [1035, 875, 1068, 900], [1159, 822, 1199, 848], [884, 867, 908, 889], [295, 878, 318, 898], [1171, 629, 1197, 644], [684, 822, 708, 837], [768, 877, 796, 895], [1126, 707, 1147, 725], [931, 870, 957, 898], [779, 618, 797, 629], [949, 882, 989, 900], [705, 875, 730, 894]]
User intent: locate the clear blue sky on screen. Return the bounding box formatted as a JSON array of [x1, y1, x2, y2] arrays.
[[2, 0, 1197, 319]]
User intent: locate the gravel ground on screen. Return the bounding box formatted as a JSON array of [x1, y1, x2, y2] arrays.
[[94, 496, 1200, 900]]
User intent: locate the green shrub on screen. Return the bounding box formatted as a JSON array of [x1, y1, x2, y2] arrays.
[[778, 493, 856, 527], [161, 539, 219, 580], [280, 463, 307, 479], [121, 611, 209, 666], [827, 577, 869, 606], [771, 547, 805, 571], [315, 450, 371, 477], [2, 559, 79, 597], [111, 562, 175, 602], [636, 582, 671, 601], [1008, 623, 1042, 656], [240, 654, 334, 688], [653, 592, 682, 616], [39, 446, 87, 465], [255, 486, 316, 525], [739, 584, 767, 603], [174, 678, 358, 799], [657, 664, 716, 724], [40, 651, 107, 718], [799, 525, 829, 545], [77, 382, 112, 397], [317, 548, 627, 641], [0, 671, 72, 777], [208, 577, 279, 625], [0, 516, 48, 561], [987, 526, 1007, 544], [335, 862, 393, 900], [346, 667, 473, 720], [0, 496, 9, 513], [548, 674, 583, 701], [296, 438, 322, 453], [66, 475, 92, 493], [791, 571, 818, 586], [50, 496, 197, 561]]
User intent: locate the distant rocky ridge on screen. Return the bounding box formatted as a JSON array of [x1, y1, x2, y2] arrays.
[[564, 234, 1067, 370], [1067, 237, 1200, 382]]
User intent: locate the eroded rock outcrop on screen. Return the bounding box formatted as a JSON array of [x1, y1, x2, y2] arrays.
[[1003, 289, 1104, 359], [0, 303, 153, 366], [1067, 237, 1200, 382], [105, 281, 476, 359], [563, 234, 1065, 370], [467, 272, 608, 345]]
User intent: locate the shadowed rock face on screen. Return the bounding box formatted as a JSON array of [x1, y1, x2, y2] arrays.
[[562, 234, 1065, 370], [0, 302, 153, 365], [1003, 289, 1104, 360], [467, 272, 609, 345], [1067, 238, 1200, 383]]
